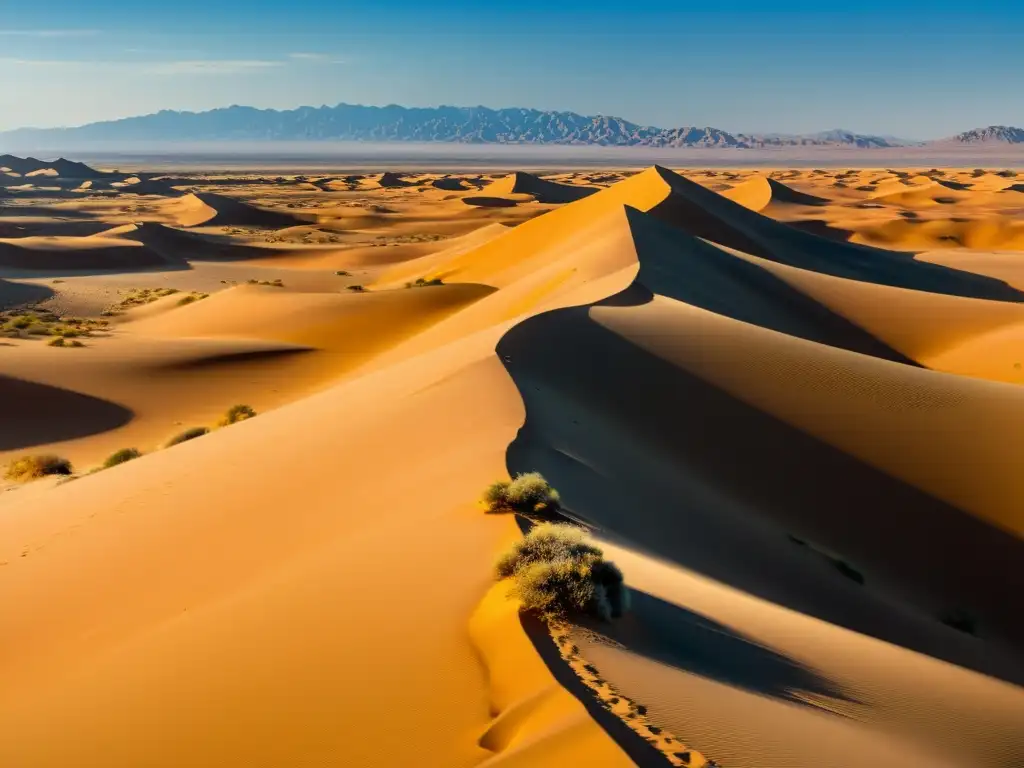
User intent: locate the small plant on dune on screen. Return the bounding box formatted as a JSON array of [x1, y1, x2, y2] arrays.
[[176, 292, 209, 306], [4, 454, 73, 482], [165, 426, 210, 447], [404, 277, 444, 289], [102, 448, 142, 469], [484, 472, 561, 518], [346, 284, 367, 293], [247, 278, 285, 288], [218, 404, 257, 427], [48, 336, 86, 348], [495, 523, 629, 621], [334, 270, 351, 276], [495, 523, 602, 578]]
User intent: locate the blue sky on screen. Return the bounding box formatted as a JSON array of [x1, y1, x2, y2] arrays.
[[0, 0, 1021, 138]]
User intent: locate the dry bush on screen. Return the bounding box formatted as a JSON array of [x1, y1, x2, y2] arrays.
[[218, 404, 256, 426], [103, 448, 142, 469], [495, 523, 628, 621], [4, 455, 73, 482], [165, 426, 210, 447], [483, 472, 561, 518]]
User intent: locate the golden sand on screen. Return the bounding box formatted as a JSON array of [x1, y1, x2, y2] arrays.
[[1, 163, 1023, 767]]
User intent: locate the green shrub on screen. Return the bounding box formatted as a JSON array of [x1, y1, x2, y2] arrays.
[[495, 523, 628, 621], [48, 336, 66, 347], [165, 426, 210, 447], [219, 404, 256, 426], [484, 472, 561, 517], [495, 523, 602, 579], [103, 448, 142, 468], [4, 454, 73, 482]]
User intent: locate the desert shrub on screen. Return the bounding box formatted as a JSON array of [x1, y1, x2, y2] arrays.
[[103, 448, 142, 468], [219, 404, 256, 426], [495, 523, 628, 621], [48, 336, 66, 347], [405, 277, 444, 288], [495, 523, 602, 578], [4, 454, 73, 482], [165, 426, 210, 447], [346, 285, 366, 292], [176, 292, 209, 306], [335, 270, 351, 276], [484, 472, 561, 517], [67, 339, 85, 348]]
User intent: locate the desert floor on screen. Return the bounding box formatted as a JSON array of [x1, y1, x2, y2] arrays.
[[2, 159, 1023, 767]]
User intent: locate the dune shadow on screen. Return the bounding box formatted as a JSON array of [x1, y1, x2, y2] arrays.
[[783, 218, 857, 242], [575, 590, 863, 711], [497, 298, 1024, 688], [623, 208, 916, 365], [0, 375, 133, 450], [0, 260, 193, 280], [461, 196, 519, 208], [0, 278, 55, 309], [648, 168, 1024, 302]]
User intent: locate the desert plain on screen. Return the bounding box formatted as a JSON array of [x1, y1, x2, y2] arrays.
[[1, 155, 1023, 767]]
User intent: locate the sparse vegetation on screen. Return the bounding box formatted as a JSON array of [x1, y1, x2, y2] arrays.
[[405, 277, 444, 288], [1, 308, 107, 340], [494, 523, 629, 621], [483, 472, 561, 518], [176, 292, 210, 306], [247, 278, 285, 287], [102, 287, 180, 316], [165, 426, 210, 447], [47, 336, 85, 348], [346, 284, 367, 293], [102, 448, 142, 469], [4, 454, 73, 482], [334, 270, 351, 276], [218, 404, 257, 426]]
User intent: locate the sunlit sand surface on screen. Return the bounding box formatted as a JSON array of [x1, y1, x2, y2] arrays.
[[2, 159, 1023, 767]]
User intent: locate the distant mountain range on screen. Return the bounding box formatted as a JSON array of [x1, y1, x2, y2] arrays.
[[1, 104, 1021, 149], [942, 126, 1024, 145]]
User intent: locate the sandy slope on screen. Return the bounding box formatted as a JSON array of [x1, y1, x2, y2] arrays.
[[2, 160, 1023, 767]]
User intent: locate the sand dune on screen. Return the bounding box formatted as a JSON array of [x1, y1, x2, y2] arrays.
[[723, 175, 831, 211], [168, 192, 314, 228], [478, 171, 598, 204], [0, 234, 176, 271], [2, 160, 1023, 768]]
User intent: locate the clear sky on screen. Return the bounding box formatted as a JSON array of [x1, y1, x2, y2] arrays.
[[0, 0, 1021, 139]]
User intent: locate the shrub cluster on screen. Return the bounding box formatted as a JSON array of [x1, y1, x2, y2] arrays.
[[102, 448, 142, 469], [495, 523, 629, 622], [4, 454, 73, 482], [484, 472, 561, 518], [218, 404, 257, 427], [165, 426, 210, 447], [405, 277, 444, 288]]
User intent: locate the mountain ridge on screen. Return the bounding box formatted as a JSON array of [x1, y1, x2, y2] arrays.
[[1, 103, 1020, 148]]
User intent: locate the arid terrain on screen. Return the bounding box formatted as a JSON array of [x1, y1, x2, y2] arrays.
[[2, 156, 1023, 767]]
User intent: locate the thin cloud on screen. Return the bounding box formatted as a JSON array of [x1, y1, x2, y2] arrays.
[[146, 60, 286, 75], [0, 29, 99, 37], [289, 52, 346, 64]]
